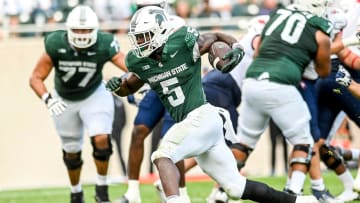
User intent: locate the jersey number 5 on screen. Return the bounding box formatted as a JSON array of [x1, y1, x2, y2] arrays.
[[160, 77, 185, 107]]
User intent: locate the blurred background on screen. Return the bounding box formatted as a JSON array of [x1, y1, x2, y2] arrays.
[[0, 0, 296, 38]]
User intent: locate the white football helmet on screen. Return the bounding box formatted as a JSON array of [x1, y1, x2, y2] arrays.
[[293, 0, 330, 16], [128, 6, 173, 58], [66, 5, 99, 49], [324, 7, 347, 34], [136, 0, 166, 9], [247, 15, 269, 35]]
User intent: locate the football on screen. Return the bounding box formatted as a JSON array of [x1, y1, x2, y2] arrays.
[[208, 41, 232, 71]]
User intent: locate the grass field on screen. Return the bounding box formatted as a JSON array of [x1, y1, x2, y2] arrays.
[[1, 171, 359, 203]]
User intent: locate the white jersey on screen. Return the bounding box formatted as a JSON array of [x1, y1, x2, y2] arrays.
[[303, 7, 348, 80], [302, 62, 319, 80], [230, 30, 258, 90], [342, 2, 360, 56]]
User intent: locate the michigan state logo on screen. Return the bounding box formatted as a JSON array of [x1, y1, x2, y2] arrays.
[[150, 9, 167, 26]]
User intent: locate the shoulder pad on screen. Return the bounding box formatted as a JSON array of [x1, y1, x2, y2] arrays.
[[44, 30, 66, 54], [308, 16, 333, 36]]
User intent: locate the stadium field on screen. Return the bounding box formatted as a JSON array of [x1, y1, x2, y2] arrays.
[[0, 171, 359, 203]]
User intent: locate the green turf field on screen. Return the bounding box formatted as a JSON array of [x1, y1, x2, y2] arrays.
[[0, 171, 359, 203]]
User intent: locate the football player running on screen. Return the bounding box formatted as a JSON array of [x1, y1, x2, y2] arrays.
[[106, 5, 317, 203], [29, 5, 128, 203], [117, 1, 190, 203]]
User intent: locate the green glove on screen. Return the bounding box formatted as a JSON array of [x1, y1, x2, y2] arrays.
[[221, 44, 245, 73], [106, 77, 122, 92]]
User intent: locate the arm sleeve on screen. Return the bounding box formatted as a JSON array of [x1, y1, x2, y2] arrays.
[[108, 35, 121, 58], [184, 26, 200, 63]]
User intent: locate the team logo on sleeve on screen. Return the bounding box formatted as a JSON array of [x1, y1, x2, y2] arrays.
[[142, 65, 150, 70], [58, 48, 66, 54]]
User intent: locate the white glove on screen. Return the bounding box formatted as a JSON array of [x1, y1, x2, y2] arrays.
[[42, 93, 67, 116], [336, 65, 352, 87]]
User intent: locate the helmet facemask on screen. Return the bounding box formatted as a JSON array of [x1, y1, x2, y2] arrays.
[[67, 29, 98, 49]]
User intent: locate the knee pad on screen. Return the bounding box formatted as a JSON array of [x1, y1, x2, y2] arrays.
[[63, 150, 83, 170], [231, 143, 253, 170], [290, 144, 312, 168], [91, 136, 113, 161], [319, 144, 344, 170]]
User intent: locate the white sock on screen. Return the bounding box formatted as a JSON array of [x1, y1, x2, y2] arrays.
[[338, 170, 354, 191], [167, 195, 180, 203], [96, 174, 107, 186], [351, 149, 360, 161], [356, 168, 360, 181], [70, 183, 82, 193], [311, 178, 325, 191], [285, 177, 291, 190], [179, 187, 188, 196], [126, 180, 140, 196], [207, 187, 218, 199], [289, 170, 306, 194]]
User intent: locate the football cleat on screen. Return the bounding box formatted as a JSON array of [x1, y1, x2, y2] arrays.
[[283, 188, 303, 196], [353, 178, 360, 193], [95, 185, 110, 203], [336, 190, 359, 202], [153, 180, 166, 203], [208, 187, 228, 203], [115, 194, 141, 203], [311, 188, 340, 203], [71, 191, 84, 203]]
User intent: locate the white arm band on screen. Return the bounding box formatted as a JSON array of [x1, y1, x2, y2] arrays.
[[41, 92, 51, 102]]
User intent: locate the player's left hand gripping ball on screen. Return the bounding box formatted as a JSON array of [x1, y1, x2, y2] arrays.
[[222, 43, 245, 73], [106, 77, 122, 92]]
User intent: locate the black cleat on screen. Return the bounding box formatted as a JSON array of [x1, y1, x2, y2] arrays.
[[283, 188, 300, 196], [71, 191, 84, 203], [95, 185, 110, 203]]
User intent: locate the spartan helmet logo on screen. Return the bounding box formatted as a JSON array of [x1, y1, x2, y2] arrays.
[[151, 9, 167, 26]]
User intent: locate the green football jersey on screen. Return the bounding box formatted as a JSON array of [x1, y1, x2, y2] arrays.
[[45, 30, 120, 100], [126, 26, 207, 122], [246, 6, 332, 86]]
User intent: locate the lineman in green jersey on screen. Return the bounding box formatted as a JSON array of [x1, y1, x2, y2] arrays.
[[29, 5, 128, 203], [106, 6, 317, 203], [234, 0, 332, 197]]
